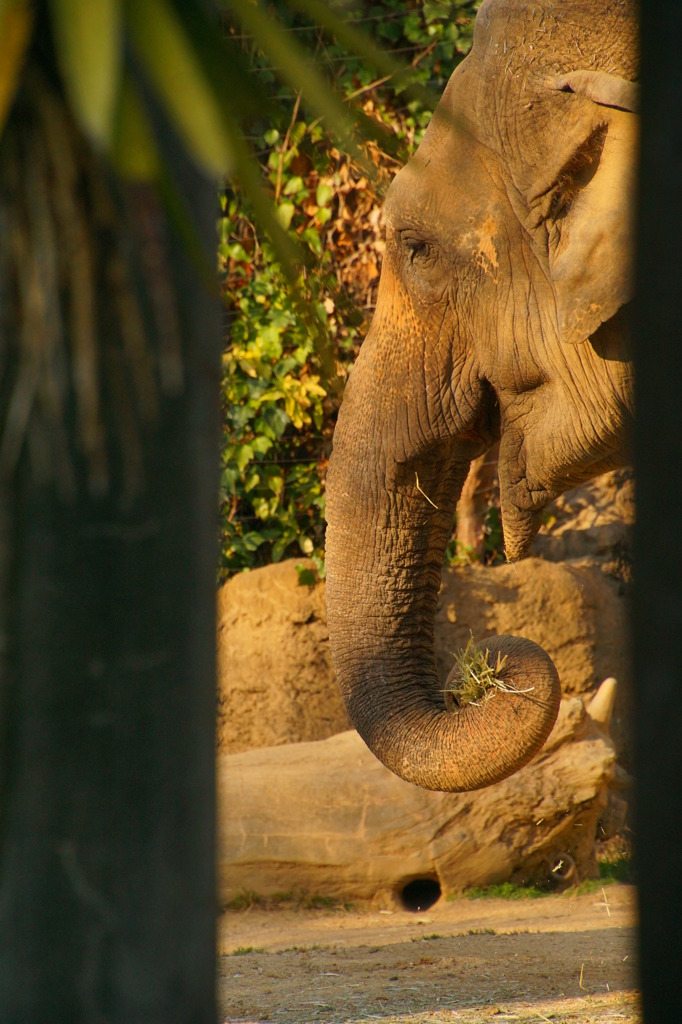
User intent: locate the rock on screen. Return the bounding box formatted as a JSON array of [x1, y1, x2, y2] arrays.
[[217, 693, 616, 907], [436, 559, 632, 769], [435, 558, 630, 700], [217, 555, 631, 761], [216, 559, 350, 754], [530, 467, 634, 569]]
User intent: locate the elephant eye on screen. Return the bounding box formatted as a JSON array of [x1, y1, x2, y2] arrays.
[[403, 235, 435, 265]]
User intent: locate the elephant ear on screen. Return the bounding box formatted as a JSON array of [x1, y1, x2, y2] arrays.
[[532, 72, 639, 346]]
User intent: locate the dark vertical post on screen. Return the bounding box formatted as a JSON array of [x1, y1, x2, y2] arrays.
[[633, 3, 682, 1019], [0, 146, 220, 1021]]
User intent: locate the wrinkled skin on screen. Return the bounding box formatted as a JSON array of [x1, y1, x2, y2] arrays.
[[325, 0, 638, 792]]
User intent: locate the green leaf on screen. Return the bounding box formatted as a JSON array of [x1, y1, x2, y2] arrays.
[[296, 565, 316, 586], [227, 242, 249, 262], [272, 534, 295, 562], [276, 202, 295, 231], [315, 183, 332, 207], [301, 227, 322, 256], [127, 0, 232, 178], [283, 175, 304, 196], [235, 444, 254, 471], [50, 0, 122, 148], [171, 3, 301, 276], [242, 531, 267, 552], [251, 435, 273, 455]]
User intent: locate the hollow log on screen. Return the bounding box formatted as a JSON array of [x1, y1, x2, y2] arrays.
[[218, 689, 617, 907]]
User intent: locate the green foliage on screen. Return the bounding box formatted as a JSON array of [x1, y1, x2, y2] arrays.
[[459, 859, 631, 901], [222, 886, 350, 911], [600, 856, 631, 882], [220, 0, 483, 580], [444, 505, 505, 567], [231, 945, 265, 955], [218, 158, 361, 579], [573, 859, 631, 895], [462, 881, 551, 901], [224, 888, 264, 910]]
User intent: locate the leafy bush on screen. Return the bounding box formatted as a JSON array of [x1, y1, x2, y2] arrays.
[[219, 0, 483, 582]]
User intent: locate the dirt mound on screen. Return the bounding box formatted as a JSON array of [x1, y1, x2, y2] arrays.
[[435, 558, 628, 697], [531, 467, 634, 569], [216, 559, 351, 754], [217, 556, 629, 756]]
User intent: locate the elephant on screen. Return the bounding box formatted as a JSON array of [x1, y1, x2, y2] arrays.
[[325, 0, 638, 792]]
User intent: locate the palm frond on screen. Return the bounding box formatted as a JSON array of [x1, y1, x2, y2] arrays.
[[0, 0, 33, 136], [49, 0, 122, 148], [222, 0, 364, 165], [0, 0, 431, 493], [127, 0, 233, 178]]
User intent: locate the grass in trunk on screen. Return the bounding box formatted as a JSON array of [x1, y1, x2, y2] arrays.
[[444, 634, 533, 710]]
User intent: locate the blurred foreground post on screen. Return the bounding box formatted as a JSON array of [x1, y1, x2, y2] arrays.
[[0, 98, 220, 1021], [633, 3, 682, 1019]]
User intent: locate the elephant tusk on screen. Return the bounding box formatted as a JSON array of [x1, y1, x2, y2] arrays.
[[586, 676, 618, 735]]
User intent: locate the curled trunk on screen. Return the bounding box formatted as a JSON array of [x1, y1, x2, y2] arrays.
[[325, 398, 560, 793]]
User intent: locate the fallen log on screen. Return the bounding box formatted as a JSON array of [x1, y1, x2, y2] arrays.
[[218, 682, 619, 908]]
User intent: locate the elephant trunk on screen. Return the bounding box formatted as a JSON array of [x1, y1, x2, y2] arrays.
[[325, 392, 561, 793]]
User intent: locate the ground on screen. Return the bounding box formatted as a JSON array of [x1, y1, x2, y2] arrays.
[[218, 884, 638, 1024]]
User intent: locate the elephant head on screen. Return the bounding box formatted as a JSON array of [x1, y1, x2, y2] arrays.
[[325, 0, 638, 791]]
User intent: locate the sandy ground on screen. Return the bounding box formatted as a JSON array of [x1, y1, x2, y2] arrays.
[[218, 885, 638, 1024]]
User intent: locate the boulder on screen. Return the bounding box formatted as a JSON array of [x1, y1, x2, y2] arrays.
[[216, 559, 350, 754], [530, 466, 634, 567], [434, 558, 631, 706], [217, 556, 630, 756], [217, 688, 617, 907]]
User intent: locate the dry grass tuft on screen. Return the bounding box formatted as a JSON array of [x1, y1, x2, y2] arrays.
[[443, 634, 534, 710]]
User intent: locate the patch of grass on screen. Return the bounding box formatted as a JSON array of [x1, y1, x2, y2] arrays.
[[467, 928, 497, 935], [303, 894, 336, 909], [422, 933, 442, 940], [231, 946, 265, 956], [224, 889, 264, 911], [460, 881, 551, 900], [571, 858, 631, 896], [600, 857, 631, 882], [273, 889, 346, 911], [573, 877, 611, 895], [223, 887, 350, 913]]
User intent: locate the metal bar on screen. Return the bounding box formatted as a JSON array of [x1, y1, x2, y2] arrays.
[[633, 3, 682, 1020]]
